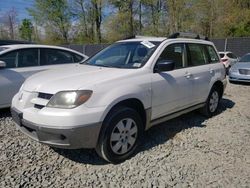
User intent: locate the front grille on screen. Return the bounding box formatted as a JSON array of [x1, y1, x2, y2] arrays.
[[38, 92, 53, 100], [34, 104, 44, 109], [33, 92, 53, 109], [239, 69, 250, 75]]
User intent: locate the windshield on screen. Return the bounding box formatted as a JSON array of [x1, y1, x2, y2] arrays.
[[239, 54, 250, 62], [83, 41, 160, 68]]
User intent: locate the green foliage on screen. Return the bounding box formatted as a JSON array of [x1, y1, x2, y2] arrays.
[[23, 0, 250, 44], [28, 0, 71, 43], [19, 19, 33, 41]]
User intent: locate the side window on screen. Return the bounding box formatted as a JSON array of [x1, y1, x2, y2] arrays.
[[72, 53, 84, 62], [187, 44, 208, 66], [0, 51, 17, 68], [206, 45, 219, 63], [40, 49, 74, 66], [18, 49, 39, 68], [157, 43, 185, 69], [227, 53, 237, 59]]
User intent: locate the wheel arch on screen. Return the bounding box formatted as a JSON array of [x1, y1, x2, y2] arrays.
[[101, 98, 148, 131], [212, 80, 224, 99]]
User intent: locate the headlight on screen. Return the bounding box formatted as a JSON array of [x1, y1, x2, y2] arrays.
[[47, 90, 92, 109], [229, 67, 238, 73]]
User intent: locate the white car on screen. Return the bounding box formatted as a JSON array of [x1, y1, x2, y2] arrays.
[[229, 53, 250, 83], [11, 34, 227, 163], [0, 44, 88, 108], [219, 51, 238, 71]]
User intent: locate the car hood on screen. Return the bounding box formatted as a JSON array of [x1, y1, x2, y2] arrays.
[[23, 64, 137, 93], [232, 62, 250, 69]]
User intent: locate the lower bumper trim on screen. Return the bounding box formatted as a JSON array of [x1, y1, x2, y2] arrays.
[[11, 108, 102, 149]]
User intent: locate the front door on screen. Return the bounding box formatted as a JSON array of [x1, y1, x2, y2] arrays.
[[151, 43, 194, 120]]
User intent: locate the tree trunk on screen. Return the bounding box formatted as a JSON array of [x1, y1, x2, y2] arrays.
[[139, 0, 142, 33], [8, 15, 14, 39], [129, 1, 134, 36], [93, 0, 102, 43]]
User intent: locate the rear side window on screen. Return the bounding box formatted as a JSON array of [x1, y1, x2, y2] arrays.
[[40, 49, 74, 65], [206, 46, 219, 63], [18, 49, 39, 68], [72, 53, 84, 62], [157, 43, 185, 69], [227, 53, 237, 59], [0, 51, 17, 68], [187, 44, 209, 66]]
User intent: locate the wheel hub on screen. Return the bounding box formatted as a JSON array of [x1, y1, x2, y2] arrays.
[[110, 118, 138, 155]]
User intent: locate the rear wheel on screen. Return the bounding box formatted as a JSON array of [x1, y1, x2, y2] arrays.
[[96, 107, 143, 163], [201, 86, 221, 117]]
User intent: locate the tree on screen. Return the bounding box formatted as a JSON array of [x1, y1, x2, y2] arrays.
[[19, 19, 33, 41], [92, 0, 103, 43], [0, 8, 18, 39], [106, 0, 135, 40], [28, 0, 71, 43], [141, 0, 165, 36]]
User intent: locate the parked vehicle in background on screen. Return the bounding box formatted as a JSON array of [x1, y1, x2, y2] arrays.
[[11, 33, 227, 163], [219, 51, 238, 73], [229, 53, 250, 83], [0, 44, 88, 108]]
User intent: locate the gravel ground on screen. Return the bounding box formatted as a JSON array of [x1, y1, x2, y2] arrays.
[[0, 82, 250, 188]]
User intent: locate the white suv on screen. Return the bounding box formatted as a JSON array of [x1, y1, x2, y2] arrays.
[[11, 33, 227, 163]]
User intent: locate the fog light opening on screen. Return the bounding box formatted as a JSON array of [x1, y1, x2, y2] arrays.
[[60, 135, 66, 140]]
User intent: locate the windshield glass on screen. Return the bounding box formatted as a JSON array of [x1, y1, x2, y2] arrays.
[[83, 41, 160, 68], [239, 54, 250, 62]]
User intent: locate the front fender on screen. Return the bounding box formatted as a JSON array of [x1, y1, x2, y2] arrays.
[[85, 83, 151, 121]]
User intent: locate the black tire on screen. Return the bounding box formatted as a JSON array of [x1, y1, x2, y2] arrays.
[[200, 86, 221, 118], [95, 107, 143, 164]]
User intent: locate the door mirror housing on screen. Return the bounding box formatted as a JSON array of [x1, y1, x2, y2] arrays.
[[0, 61, 6, 68], [154, 60, 174, 73]]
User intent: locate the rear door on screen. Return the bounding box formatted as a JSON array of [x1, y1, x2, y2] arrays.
[[185, 43, 212, 103]]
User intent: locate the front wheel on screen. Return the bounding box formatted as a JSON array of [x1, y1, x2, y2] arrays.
[[95, 107, 143, 163], [200, 87, 221, 117]]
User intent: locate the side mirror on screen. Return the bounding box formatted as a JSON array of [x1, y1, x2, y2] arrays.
[[154, 60, 174, 73], [0, 61, 6, 68]]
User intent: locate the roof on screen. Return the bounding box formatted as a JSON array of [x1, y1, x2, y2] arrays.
[[0, 44, 88, 58]]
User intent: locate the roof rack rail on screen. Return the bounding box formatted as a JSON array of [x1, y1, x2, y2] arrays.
[[122, 35, 165, 40], [168, 32, 210, 41]]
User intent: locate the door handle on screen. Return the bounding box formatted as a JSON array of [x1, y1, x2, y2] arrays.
[[185, 72, 192, 79], [210, 69, 214, 74]]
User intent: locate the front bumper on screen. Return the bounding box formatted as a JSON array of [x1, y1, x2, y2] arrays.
[[229, 72, 250, 83], [11, 107, 102, 149]]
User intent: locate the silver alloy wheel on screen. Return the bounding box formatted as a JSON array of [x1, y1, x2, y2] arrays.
[[209, 91, 219, 113], [110, 118, 138, 155]]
